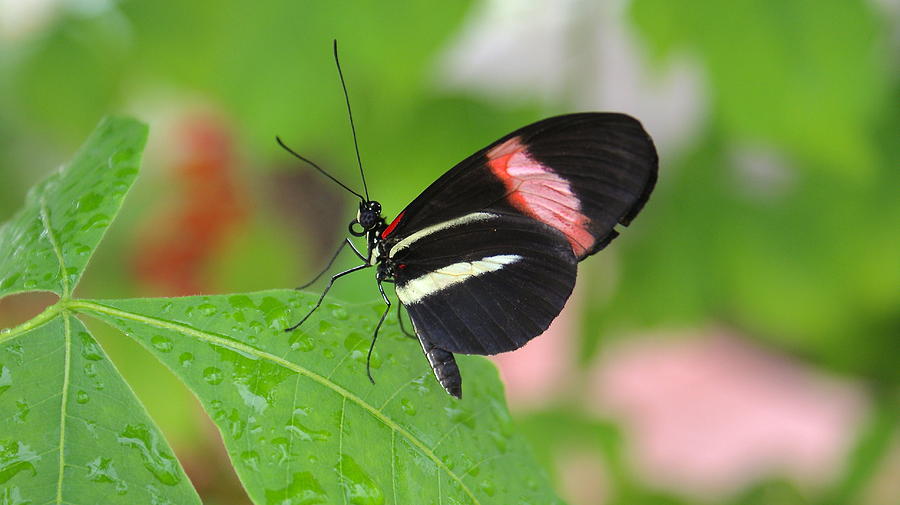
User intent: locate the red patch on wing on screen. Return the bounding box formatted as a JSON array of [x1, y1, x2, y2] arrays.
[[382, 210, 405, 239], [487, 136, 594, 257]]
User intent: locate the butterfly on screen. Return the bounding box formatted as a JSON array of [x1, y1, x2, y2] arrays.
[[280, 42, 658, 398]]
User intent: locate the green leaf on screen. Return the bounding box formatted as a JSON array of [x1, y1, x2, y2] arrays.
[[0, 313, 201, 504], [76, 292, 565, 505], [0, 117, 146, 299], [0, 116, 199, 504]]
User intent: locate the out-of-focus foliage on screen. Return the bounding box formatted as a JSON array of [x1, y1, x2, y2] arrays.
[[580, 0, 899, 383], [632, 0, 887, 174]]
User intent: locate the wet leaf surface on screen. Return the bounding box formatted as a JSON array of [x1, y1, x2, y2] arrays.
[[0, 117, 200, 504], [80, 292, 564, 505], [0, 314, 201, 504], [0, 117, 146, 299]]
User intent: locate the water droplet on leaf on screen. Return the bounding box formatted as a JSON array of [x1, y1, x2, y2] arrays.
[[269, 437, 293, 464], [228, 295, 255, 309], [13, 400, 28, 424], [259, 296, 289, 329], [264, 471, 325, 505], [444, 406, 475, 429], [286, 417, 331, 442], [76, 192, 103, 212], [83, 362, 98, 378], [289, 333, 315, 352], [336, 454, 384, 505], [80, 213, 111, 231], [331, 307, 348, 320], [400, 399, 416, 416], [489, 431, 508, 453], [0, 441, 38, 484], [80, 333, 103, 361], [151, 336, 174, 353], [6, 344, 25, 365], [197, 303, 217, 316], [0, 366, 11, 398], [0, 273, 20, 290], [117, 424, 181, 485], [203, 367, 223, 385], [86, 457, 125, 492], [72, 243, 91, 256], [0, 485, 28, 505], [240, 451, 260, 471]]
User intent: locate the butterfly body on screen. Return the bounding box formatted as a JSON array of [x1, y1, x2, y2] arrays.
[[331, 113, 657, 398]]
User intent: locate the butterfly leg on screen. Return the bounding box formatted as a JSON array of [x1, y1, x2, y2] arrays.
[[284, 262, 370, 332], [295, 238, 367, 290], [365, 280, 392, 384], [419, 336, 462, 399], [397, 304, 416, 339]]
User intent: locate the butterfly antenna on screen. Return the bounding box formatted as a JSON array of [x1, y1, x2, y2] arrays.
[[275, 136, 365, 201], [333, 39, 369, 201]]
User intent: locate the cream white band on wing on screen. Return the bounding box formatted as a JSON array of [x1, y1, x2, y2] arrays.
[[388, 212, 497, 258], [396, 254, 522, 304]]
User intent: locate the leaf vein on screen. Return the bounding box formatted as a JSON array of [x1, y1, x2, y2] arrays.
[[430, 403, 489, 452], [377, 373, 425, 412], [55, 313, 72, 504], [391, 429, 398, 505], [39, 198, 70, 297], [339, 396, 347, 505]]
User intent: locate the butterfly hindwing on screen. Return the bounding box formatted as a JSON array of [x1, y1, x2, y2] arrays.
[[390, 212, 577, 355], [382, 112, 658, 260]]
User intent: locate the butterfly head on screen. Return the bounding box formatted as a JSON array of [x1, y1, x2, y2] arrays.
[[350, 200, 383, 237]]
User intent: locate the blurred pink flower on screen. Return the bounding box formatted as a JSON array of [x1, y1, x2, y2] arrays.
[[588, 331, 868, 498]]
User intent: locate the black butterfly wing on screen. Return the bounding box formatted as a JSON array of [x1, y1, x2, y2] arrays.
[[381, 112, 658, 260], [389, 212, 577, 355]]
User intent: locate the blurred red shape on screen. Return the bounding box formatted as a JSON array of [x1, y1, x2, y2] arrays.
[[132, 116, 247, 296]]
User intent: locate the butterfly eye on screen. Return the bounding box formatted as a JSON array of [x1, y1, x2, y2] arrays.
[[357, 210, 374, 228]]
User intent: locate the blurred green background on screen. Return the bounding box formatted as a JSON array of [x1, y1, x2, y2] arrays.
[[0, 1, 897, 504]]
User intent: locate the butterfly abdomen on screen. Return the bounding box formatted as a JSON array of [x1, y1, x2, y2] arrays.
[[419, 333, 462, 398]]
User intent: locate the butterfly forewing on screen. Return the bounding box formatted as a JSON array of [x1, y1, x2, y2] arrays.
[[381, 113, 658, 259]]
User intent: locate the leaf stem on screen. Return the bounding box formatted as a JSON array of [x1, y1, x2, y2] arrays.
[[0, 302, 64, 344]]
